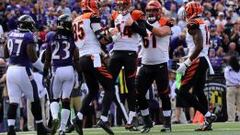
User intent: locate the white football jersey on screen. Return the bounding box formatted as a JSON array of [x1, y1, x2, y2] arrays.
[[186, 19, 210, 57], [112, 12, 141, 52], [72, 13, 101, 56], [141, 18, 171, 65]]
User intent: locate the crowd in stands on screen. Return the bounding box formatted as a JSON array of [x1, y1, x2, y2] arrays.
[[0, 0, 239, 133]]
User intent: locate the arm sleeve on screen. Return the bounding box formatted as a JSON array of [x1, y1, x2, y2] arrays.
[[130, 20, 148, 37]]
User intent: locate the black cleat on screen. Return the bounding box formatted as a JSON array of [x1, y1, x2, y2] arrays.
[[195, 113, 217, 131], [72, 117, 83, 135], [7, 126, 16, 135], [37, 123, 52, 135], [160, 125, 172, 132], [125, 117, 139, 131], [161, 117, 172, 132], [140, 116, 153, 133], [51, 119, 60, 135], [96, 119, 114, 135], [59, 130, 65, 135], [65, 124, 75, 133]]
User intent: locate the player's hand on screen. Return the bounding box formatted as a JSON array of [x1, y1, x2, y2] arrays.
[[177, 59, 192, 75], [109, 28, 119, 36]]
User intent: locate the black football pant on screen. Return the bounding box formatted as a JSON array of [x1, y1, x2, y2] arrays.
[[79, 55, 115, 117], [136, 63, 171, 113], [108, 51, 137, 112], [178, 57, 209, 115]]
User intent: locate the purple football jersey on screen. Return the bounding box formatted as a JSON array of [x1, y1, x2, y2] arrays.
[[8, 30, 36, 67], [47, 32, 76, 69]]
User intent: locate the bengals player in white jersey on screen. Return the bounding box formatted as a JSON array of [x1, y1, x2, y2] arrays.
[[109, 0, 148, 130], [71, 0, 120, 135], [177, 1, 217, 131], [136, 0, 173, 133]]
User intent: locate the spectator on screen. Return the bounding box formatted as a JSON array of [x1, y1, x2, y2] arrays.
[[227, 42, 239, 57], [57, 0, 71, 15], [224, 56, 240, 122], [169, 32, 186, 59], [215, 12, 227, 26]]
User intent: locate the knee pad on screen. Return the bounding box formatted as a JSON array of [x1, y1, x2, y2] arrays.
[[62, 98, 70, 110], [8, 103, 18, 119]]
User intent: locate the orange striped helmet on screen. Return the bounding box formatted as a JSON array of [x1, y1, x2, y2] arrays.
[[184, 1, 203, 20], [115, 0, 131, 12], [81, 0, 99, 13], [146, 0, 162, 23]]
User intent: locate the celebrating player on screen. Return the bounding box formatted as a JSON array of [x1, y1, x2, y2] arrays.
[[71, 0, 120, 135], [109, 0, 148, 130], [177, 1, 217, 131], [43, 14, 81, 135], [4, 15, 49, 135], [136, 0, 172, 133]]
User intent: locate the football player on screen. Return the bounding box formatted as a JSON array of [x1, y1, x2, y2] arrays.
[[109, 0, 148, 130], [4, 15, 49, 135], [177, 1, 217, 131], [43, 14, 81, 135], [136, 0, 173, 133], [71, 0, 120, 135]]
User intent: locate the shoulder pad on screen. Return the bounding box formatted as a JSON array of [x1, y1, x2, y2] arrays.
[[111, 10, 119, 21], [187, 19, 204, 30], [131, 10, 144, 21], [159, 17, 173, 27]]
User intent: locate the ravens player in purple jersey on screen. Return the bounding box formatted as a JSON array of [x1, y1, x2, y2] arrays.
[[43, 14, 81, 135], [4, 15, 50, 135]]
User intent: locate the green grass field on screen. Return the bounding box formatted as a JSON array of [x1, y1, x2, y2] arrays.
[[1, 122, 239, 135]]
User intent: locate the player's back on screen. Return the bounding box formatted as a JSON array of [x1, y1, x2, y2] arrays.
[[73, 13, 101, 56], [7, 29, 35, 67], [47, 32, 76, 69], [186, 19, 210, 57]]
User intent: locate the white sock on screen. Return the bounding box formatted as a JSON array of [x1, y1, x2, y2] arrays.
[[8, 119, 15, 126], [100, 115, 108, 122], [205, 111, 211, 117], [77, 112, 83, 120], [163, 110, 172, 117], [141, 109, 149, 116], [60, 109, 70, 132], [127, 111, 136, 124], [50, 102, 59, 120]]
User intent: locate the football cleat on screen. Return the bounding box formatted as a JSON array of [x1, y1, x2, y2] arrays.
[[51, 119, 60, 135], [36, 124, 51, 135], [72, 117, 83, 135], [125, 117, 139, 131], [161, 117, 172, 132], [65, 124, 74, 133], [140, 116, 154, 133], [59, 130, 65, 135], [195, 113, 217, 131], [7, 126, 16, 135], [96, 119, 114, 135]]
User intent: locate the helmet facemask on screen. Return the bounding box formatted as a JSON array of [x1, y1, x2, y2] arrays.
[[146, 8, 161, 24]]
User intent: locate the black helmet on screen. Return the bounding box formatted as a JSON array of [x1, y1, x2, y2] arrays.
[[57, 14, 72, 32], [17, 15, 36, 32]]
